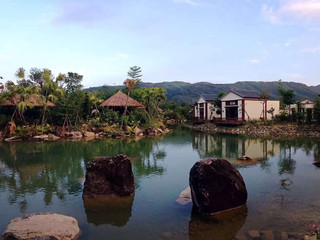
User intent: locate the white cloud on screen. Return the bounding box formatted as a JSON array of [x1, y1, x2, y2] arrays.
[[249, 59, 259, 64], [302, 46, 320, 54], [285, 41, 292, 47], [262, 0, 320, 25], [173, 0, 203, 6]]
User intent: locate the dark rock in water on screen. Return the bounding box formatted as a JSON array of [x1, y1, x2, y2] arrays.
[[83, 195, 134, 227], [1, 212, 80, 240], [189, 158, 247, 215], [83, 154, 135, 198], [313, 161, 320, 168]]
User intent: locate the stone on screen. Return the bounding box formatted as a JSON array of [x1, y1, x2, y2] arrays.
[[65, 131, 83, 139], [261, 230, 274, 240], [280, 232, 288, 240], [313, 161, 320, 168], [48, 134, 60, 141], [83, 154, 135, 198], [1, 212, 80, 240], [176, 186, 192, 205], [33, 134, 49, 141], [84, 131, 95, 139], [189, 158, 247, 215], [248, 230, 260, 239], [4, 136, 22, 142], [237, 155, 252, 161], [133, 126, 144, 136]]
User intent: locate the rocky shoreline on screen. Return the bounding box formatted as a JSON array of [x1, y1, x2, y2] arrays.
[[185, 122, 320, 139], [0, 123, 171, 143]]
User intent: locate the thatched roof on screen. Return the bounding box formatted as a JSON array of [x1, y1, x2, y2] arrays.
[[1, 94, 55, 107], [99, 91, 144, 108]]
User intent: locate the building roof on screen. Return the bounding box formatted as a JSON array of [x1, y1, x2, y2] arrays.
[[99, 91, 145, 108], [1, 94, 55, 107], [201, 94, 216, 101], [231, 90, 261, 99]]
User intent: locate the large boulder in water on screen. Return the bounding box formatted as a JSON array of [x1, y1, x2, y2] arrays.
[[189, 158, 247, 215], [1, 212, 80, 240], [83, 154, 135, 198]]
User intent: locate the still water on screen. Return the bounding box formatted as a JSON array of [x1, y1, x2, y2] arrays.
[[1, 127, 320, 239]]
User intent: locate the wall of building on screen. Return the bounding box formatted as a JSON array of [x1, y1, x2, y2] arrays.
[[244, 100, 265, 120], [266, 100, 280, 119], [194, 97, 220, 120]]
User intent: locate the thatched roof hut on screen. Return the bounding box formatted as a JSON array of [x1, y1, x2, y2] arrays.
[[99, 91, 144, 108], [0, 94, 55, 107]]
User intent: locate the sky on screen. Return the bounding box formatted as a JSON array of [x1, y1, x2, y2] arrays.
[[0, 0, 320, 87]]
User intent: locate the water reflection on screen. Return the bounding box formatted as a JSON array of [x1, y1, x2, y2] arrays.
[[0, 136, 168, 212], [192, 132, 280, 162], [83, 196, 134, 227], [189, 205, 247, 240]]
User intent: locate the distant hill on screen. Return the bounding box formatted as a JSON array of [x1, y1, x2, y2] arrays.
[[88, 81, 320, 104]]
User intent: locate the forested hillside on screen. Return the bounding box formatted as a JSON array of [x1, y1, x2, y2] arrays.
[[88, 81, 320, 104]]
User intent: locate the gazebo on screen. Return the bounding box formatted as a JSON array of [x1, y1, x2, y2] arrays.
[[99, 91, 144, 110]]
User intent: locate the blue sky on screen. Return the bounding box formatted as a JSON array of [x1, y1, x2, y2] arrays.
[[0, 0, 320, 87]]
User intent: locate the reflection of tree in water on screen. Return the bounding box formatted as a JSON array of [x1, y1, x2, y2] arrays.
[[0, 136, 167, 212], [278, 141, 296, 176]]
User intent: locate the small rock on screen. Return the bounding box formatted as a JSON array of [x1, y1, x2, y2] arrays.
[[280, 232, 288, 240], [65, 131, 83, 139], [248, 230, 260, 239], [176, 187, 192, 205], [5, 136, 22, 142], [33, 134, 49, 141], [48, 134, 60, 141], [162, 232, 173, 239], [84, 131, 95, 139], [1, 212, 80, 240], [261, 230, 274, 240]]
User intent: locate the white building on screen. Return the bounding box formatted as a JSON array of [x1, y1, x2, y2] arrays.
[[219, 90, 280, 124], [194, 94, 220, 121]]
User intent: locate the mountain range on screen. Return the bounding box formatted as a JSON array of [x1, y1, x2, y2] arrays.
[[88, 81, 320, 104]]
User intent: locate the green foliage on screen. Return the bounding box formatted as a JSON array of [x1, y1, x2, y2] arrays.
[[100, 109, 120, 125], [127, 66, 142, 81], [278, 82, 295, 108], [293, 111, 305, 125], [314, 97, 320, 124], [213, 92, 225, 115], [16, 124, 53, 138]]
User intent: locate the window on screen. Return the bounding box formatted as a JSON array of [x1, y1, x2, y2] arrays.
[[226, 100, 238, 106]]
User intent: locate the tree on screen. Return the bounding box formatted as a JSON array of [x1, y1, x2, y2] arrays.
[[63, 72, 83, 92], [120, 78, 140, 128], [314, 97, 320, 124], [278, 83, 295, 108], [127, 66, 142, 81], [213, 92, 225, 116]]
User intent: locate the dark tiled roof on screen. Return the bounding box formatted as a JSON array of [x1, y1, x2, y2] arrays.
[[231, 90, 260, 98], [201, 94, 216, 101]]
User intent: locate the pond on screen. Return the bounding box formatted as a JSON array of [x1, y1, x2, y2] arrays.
[[1, 127, 320, 239]]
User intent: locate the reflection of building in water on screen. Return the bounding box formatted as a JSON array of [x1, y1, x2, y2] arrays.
[[192, 133, 280, 160]]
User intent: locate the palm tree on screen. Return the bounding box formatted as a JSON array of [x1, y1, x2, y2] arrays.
[[39, 69, 63, 124], [120, 78, 140, 129]]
